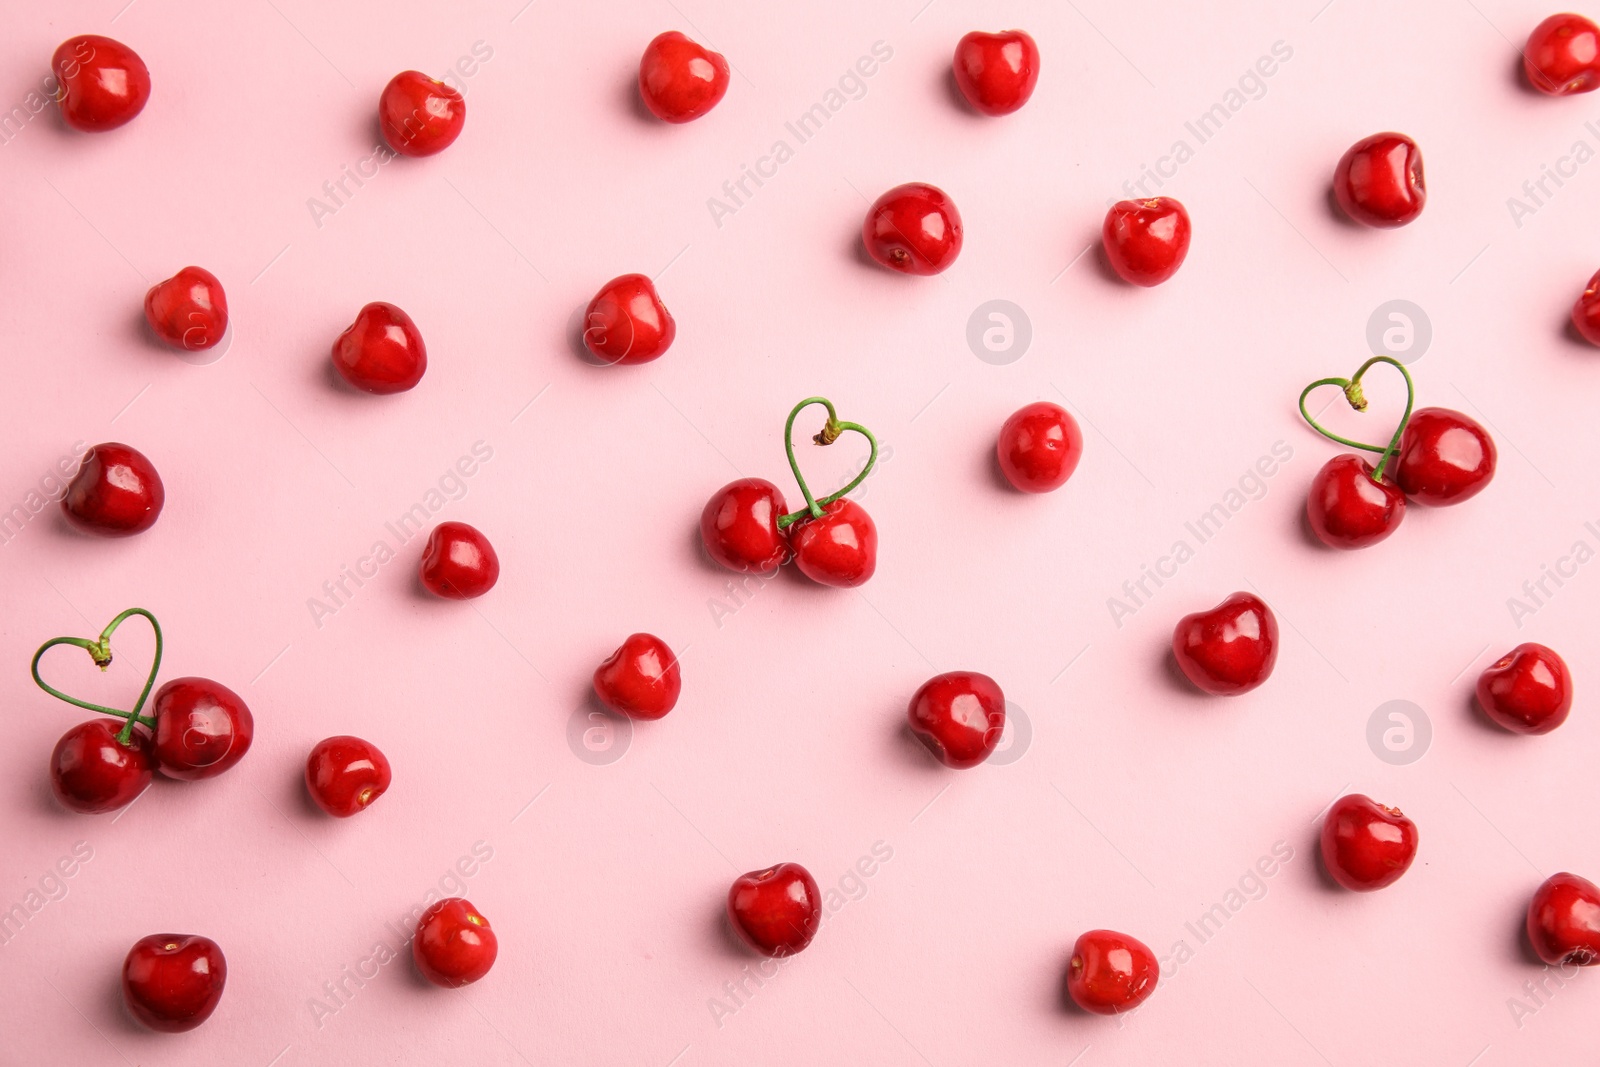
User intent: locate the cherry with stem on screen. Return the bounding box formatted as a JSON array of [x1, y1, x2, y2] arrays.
[[1298, 355, 1415, 549], [775, 397, 881, 588], [31, 607, 163, 745]]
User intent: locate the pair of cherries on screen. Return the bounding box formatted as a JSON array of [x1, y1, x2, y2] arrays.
[[36, 610, 252, 815], [1300, 357, 1496, 550], [701, 397, 881, 588]]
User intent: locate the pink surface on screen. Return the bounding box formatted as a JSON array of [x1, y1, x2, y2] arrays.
[[2, 1, 1598, 1063]]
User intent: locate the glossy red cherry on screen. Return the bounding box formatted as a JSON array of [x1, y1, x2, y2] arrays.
[[414, 897, 497, 987], [379, 71, 465, 157], [1101, 197, 1191, 286], [50, 719, 154, 814], [862, 183, 963, 275], [62, 442, 164, 537], [122, 934, 226, 1032], [1066, 929, 1158, 1015], [419, 521, 499, 599], [582, 273, 675, 365], [727, 862, 822, 957], [907, 671, 1006, 769], [150, 677, 253, 781], [1572, 268, 1600, 344], [1319, 794, 1418, 891], [1172, 592, 1278, 696], [638, 31, 730, 123], [144, 266, 228, 352], [1476, 643, 1573, 735], [305, 736, 391, 817], [593, 633, 681, 721], [787, 498, 877, 587], [1527, 873, 1600, 965], [700, 478, 789, 572], [1306, 454, 1406, 549], [1334, 133, 1425, 227], [952, 30, 1040, 116], [332, 302, 426, 394], [1393, 407, 1495, 505], [52, 35, 150, 132], [997, 401, 1082, 493], [1525, 14, 1600, 95]]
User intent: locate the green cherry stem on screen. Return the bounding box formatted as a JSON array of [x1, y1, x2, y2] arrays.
[[775, 397, 879, 530], [1297, 355, 1415, 482], [31, 608, 163, 743]]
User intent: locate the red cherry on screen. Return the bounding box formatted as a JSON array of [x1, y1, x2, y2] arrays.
[[1527, 873, 1600, 966], [1334, 133, 1425, 228], [907, 671, 1006, 769], [414, 897, 497, 987], [122, 934, 226, 1032], [1476, 643, 1573, 735], [593, 633, 681, 721], [1101, 197, 1191, 286], [997, 401, 1082, 493], [1525, 14, 1600, 95], [1066, 929, 1158, 1015], [144, 266, 228, 352], [62, 442, 164, 537], [638, 31, 730, 123], [862, 182, 963, 275], [419, 521, 499, 599], [582, 273, 675, 365], [1393, 407, 1495, 506], [787, 498, 877, 587], [150, 677, 253, 781], [305, 736, 392, 817], [952, 30, 1040, 116], [1306, 454, 1406, 549], [50, 719, 154, 814], [1319, 794, 1418, 891], [332, 302, 426, 394], [379, 71, 465, 157], [1172, 592, 1278, 696], [700, 478, 789, 572], [52, 35, 150, 132], [1572, 268, 1600, 344], [727, 862, 822, 957]]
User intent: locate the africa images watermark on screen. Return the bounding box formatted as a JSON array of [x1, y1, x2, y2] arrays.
[[1, 441, 89, 547], [706, 41, 894, 229], [0, 841, 95, 949], [1503, 518, 1600, 628], [1505, 114, 1600, 229]]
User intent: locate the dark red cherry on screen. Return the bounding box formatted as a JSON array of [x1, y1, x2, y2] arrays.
[[305, 736, 392, 817], [379, 71, 466, 157], [1334, 133, 1425, 227], [952, 30, 1040, 116], [414, 897, 497, 987], [638, 31, 730, 122], [1066, 929, 1158, 1015], [1572, 268, 1600, 344], [1306, 454, 1406, 549], [122, 933, 227, 1032], [50, 719, 154, 814], [61, 442, 164, 537], [1102, 197, 1191, 285], [1525, 14, 1600, 95], [52, 35, 150, 132], [1393, 407, 1495, 505], [1528, 873, 1600, 966], [1320, 794, 1418, 891], [332, 302, 426, 394], [1172, 592, 1278, 696], [727, 862, 822, 957], [582, 273, 675, 365], [862, 183, 963, 275], [150, 677, 253, 781], [144, 267, 228, 352], [787, 498, 877, 587], [1476, 643, 1573, 735], [907, 671, 1006, 769], [593, 633, 681, 720], [997, 401, 1083, 493], [700, 478, 789, 572], [419, 521, 499, 599]]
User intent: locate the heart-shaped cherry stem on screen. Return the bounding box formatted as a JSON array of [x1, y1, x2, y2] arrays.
[[773, 396, 879, 531], [31, 607, 163, 744], [1297, 355, 1415, 483]]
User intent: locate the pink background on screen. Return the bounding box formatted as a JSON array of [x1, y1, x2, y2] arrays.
[[3, 0, 1599, 1062]]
